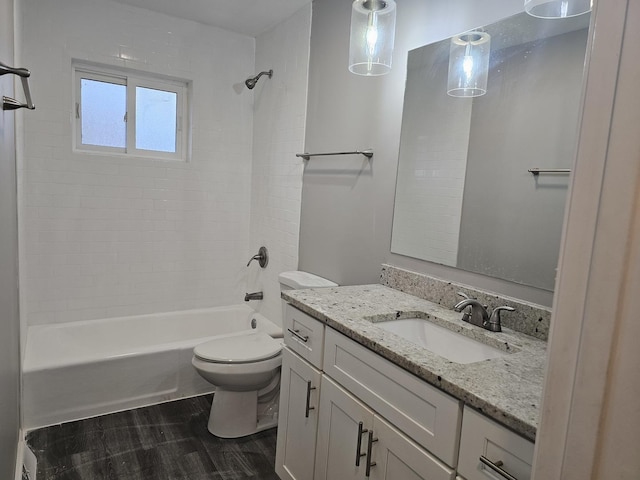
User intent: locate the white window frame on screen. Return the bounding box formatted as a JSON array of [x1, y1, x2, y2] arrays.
[[73, 63, 188, 161]]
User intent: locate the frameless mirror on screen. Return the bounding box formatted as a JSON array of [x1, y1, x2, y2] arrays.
[[391, 11, 590, 291]]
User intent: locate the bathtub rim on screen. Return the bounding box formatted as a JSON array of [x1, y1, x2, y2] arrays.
[[24, 305, 282, 372]]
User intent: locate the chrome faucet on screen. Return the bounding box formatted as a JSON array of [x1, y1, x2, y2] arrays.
[[453, 293, 515, 332], [244, 291, 263, 302], [454, 298, 489, 328]]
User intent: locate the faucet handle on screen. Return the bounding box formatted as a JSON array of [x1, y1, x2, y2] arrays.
[[486, 306, 515, 332], [455, 292, 473, 322]]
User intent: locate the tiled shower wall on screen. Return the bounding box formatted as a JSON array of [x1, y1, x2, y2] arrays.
[[20, 0, 257, 325], [248, 5, 311, 326]]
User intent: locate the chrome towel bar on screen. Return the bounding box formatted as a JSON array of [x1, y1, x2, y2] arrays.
[[528, 168, 571, 175], [1, 61, 35, 111], [296, 149, 373, 160]]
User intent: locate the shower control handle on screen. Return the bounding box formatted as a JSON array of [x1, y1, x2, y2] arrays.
[[246, 246, 268, 268]]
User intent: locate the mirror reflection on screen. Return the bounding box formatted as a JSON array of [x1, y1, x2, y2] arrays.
[[391, 12, 590, 291]]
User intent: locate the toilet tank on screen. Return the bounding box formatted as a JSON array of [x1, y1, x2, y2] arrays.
[[278, 271, 338, 291]]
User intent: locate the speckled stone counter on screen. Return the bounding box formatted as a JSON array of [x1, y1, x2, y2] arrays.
[[282, 284, 547, 441]]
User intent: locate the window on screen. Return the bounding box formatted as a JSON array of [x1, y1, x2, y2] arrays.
[[74, 64, 188, 160]]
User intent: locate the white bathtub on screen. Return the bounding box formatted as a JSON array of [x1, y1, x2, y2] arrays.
[[23, 305, 282, 430]]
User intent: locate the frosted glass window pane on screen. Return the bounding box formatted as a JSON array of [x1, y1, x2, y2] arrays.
[[135, 87, 177, 153], [80, 79, 126, 148]]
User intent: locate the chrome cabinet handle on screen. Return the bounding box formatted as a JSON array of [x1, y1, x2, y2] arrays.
[[479, 456, 518, 480], [305, 381, 316, 418], [365, 430, 378, 477], [355, 421, 368, 466], [287, 328, 309, 343]]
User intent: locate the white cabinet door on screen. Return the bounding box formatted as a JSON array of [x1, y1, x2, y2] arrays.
[[314, 376, 374, 480], [276, 348, 322, 480], [369, 415, 455, 480]]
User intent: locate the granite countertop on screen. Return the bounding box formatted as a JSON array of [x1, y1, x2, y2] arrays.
[[282, 284, 547, 441]]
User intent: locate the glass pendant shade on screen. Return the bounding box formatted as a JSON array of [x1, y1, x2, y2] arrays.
[[524, 0, 592, 18], [447, 32, 491, 98], [349, 0, 396, 76]]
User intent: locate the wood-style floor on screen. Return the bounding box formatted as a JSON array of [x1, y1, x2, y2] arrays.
[[26, 395, 280, 480]]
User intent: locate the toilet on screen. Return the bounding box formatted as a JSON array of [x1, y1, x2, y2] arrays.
[[192, 271, 337, 438]]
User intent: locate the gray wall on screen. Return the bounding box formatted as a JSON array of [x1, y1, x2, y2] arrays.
[[0, 0, 22, 476], [299, 0, 556, 305], [458, 28, 588, 290]]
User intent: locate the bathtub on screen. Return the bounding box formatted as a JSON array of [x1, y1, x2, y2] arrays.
[[23, 305, 282, 430]]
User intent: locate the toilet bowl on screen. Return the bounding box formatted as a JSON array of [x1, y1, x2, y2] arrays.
[[192, 330, 283, 438], [192, 270, 338, 438]]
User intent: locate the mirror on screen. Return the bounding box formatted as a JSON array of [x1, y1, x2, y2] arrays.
[[391, 12, 590, 291]]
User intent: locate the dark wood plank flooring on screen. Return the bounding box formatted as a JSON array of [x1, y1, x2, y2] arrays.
[[26, 395, 280, 480]]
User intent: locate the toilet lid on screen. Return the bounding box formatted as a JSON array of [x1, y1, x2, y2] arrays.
[[194, 330, 282, 363]]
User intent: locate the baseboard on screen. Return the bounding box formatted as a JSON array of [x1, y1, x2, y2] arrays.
[[15, 433, 37, 480]]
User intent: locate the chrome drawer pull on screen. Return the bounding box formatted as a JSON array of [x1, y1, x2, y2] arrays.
[[305, 381, 316, 418], [287, 328, 309, 343], [355, 421, 368, 466], [479, 456, 518, 480], [365, 430, 378, 477]]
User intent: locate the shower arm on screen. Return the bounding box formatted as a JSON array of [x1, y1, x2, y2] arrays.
[[254, 70, 272, 82]]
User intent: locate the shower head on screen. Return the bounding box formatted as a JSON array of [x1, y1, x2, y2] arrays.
[[245, 69, 273, 89]]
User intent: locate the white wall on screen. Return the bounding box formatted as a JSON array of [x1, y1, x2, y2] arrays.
[[0, 0, 21, 476], [20, 0, 256, 325], [248, 5, 311, 325], [533, 0, 640, 476]]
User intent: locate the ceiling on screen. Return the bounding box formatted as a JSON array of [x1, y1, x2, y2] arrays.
[[112, 0, 311, 37]]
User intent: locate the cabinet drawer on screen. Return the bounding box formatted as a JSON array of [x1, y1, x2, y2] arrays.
[[323, 328, 462, 467], [283, 303, 325, 369], [458, 406, 534, 480]]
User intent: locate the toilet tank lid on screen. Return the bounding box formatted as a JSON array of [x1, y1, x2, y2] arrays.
[[278, 271, 338, 289]]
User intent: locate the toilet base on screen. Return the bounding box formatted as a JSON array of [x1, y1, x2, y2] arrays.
[[207, 389, 278, 438]]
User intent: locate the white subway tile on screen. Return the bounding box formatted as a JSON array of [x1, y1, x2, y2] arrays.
[[21, 0, 308, 326]]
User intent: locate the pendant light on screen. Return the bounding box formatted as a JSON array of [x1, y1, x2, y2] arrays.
[[447, 31, 491, 98], [524, 0, 592, 18], [349, 0, 396, 76]]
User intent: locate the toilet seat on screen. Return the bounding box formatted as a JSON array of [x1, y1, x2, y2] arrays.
[[194, 330, 282, 364]]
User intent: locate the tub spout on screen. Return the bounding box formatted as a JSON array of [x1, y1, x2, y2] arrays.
[[244, 292, 263, 301]]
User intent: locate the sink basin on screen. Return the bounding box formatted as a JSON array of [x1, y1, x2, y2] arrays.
[[376, 318, 509, 364]]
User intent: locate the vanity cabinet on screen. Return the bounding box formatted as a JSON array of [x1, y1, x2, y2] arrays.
[[314, 375, 455, 480], [276, 304, 535, 480]]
